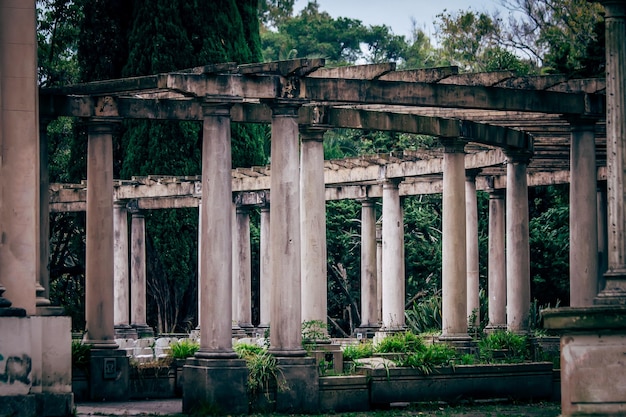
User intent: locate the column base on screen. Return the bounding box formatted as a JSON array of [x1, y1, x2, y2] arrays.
[[437, 333, 474, 355], [114, 324, 138, 339], [182, 357, 248, 415], [543, 306, 626, 416], [131, 323, 154, 338], [35, 306, 65, 316], [275, 356, 319, 414], [354, 324, 381, 339], [483, 324, 508, 334], [594, 270, 626, 305], [88, 349, 129, 401]]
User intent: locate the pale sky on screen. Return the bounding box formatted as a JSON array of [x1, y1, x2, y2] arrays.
[[293, 0, 504, 40]]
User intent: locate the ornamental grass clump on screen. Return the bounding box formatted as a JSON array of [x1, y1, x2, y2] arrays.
[[375, 331, 427, 354], [342, 341, 374, 361], [234, 342, 284, 399], [169, 339, 200, 359], [478, 330, 530, 363], [396, 342, 457, 375]]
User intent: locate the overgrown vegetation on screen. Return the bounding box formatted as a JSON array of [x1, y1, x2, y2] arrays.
[[169, 339, 200, 359], [234, 342, 284, 402]]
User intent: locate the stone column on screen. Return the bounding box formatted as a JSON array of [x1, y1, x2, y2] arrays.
[[0, 0, 38, 314], [300, 126, 328, 333], [231, 201, 243, 335], [569, 121, 598, 307], [505, 150, 532, 332], [130, 211, 153, 337], [37, 119, 51, 308], [195, 102, 237, 358], [84, 120, 118, 349], [184, 101, 248, 415], [381, 179, 405, 330], [196, 202, 202, 330], [259, 202, 271, 329], [486, 186, 507, 331], [465, 169, 480, 328], [234, 204, 253, 330], [356, 199, 379, 336], [440, 138, 469, 340], [596, 0, 626, 305], [268, 102, 306, 356], [113, 201, 134, 338], [376, 220, 383, 324], [597, 182, 608, 292]]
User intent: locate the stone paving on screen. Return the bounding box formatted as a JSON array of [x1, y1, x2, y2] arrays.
[[76, 399, 182, 416]]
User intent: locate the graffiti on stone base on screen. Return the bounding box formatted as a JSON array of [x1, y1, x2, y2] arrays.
[[0, 353, 32, 385]]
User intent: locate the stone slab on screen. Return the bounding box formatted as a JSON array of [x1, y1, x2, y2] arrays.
[[89, 349, 129, 401], [275, 356, 319, 413]]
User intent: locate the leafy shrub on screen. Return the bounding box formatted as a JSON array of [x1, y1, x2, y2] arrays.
[[375, 331, 426, 354], [478, 331, 530, 363], [235, 342, 283, 398], [396, 343, 457, 374], [342, 342, 374, 361], [71, 340, 91, 371], [169, 339, 199, 359], [405, 293, 442, 334], [301, 320, 330, 343]]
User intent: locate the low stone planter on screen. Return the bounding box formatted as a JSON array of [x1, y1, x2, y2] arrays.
[[362, 362, 554, 406], [71, 368, 89, 402], [129, 365, 176, 399], [319, 375, 369, 412]]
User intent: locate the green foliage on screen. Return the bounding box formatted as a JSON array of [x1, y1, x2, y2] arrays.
[[395, 343, 457, 374], [235, 343, 283, 399], [301, 320, 331, 343], [71, 340, 91, 371], [169, 340, 200, 359], [342, 342, 374, 361], [375, 331, 427, 354], [478, 331, 531, 363], [37, 0, 82, 86], [529, 185, 569, 306]]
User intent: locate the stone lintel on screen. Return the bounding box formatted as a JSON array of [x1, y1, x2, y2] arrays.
[[542, 305, 626, 331]]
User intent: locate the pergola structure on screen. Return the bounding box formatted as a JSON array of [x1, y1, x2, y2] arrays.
[[2, 0, 625, 415], [39, 54, 608, 409]]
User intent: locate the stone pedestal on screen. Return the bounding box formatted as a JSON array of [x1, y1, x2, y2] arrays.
[[182, 358, 248, 415], [88, 349, 129, 401], [275, 356, 319, 414], [543, 306, 626, 416]]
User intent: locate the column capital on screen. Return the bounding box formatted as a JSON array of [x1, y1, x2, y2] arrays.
[[299, 125, 330, 141], [381, 178, 403, 189], [504, 149, 533, 164], [86, 117, 120, 134], [264, 99, 306, 117], [465, 168, 481, 181], [440, 137, 466, 153], [201, 97, 240, 117], [563, 115, 600, 130], [358, 198, 377, 208]]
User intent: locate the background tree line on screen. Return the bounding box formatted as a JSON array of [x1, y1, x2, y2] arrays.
[[39, 0, 603, 335]]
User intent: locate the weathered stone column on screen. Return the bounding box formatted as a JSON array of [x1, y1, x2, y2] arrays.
[[196, 201, 202, 330], [0, 0, 38, 314], [267, 101, 318, 413], [505, 150, 532, 332], [376, 220, 383, 323], [300, 126, 328, 332], [234, 203, 253, 330], [597, 182, 608, 292], [356, 198, 380, 336], [195, 101, 237, 358], [184, 101, 247, 415], [486, 186, 507, 331], [130, 211, 153, 337], [596, 0, 626, 305], [84, 119, 130, 401], [381, 179, 405, 330], [84, 120, 118, 348], [440, 138, 470, 341], [113, 201, 135, 338], [259, 202, 271, 329], [268, 101, 306, 356], [569, 120, 598, 307], [37, 119, 51, 308], [466, 169, 480, 328]]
